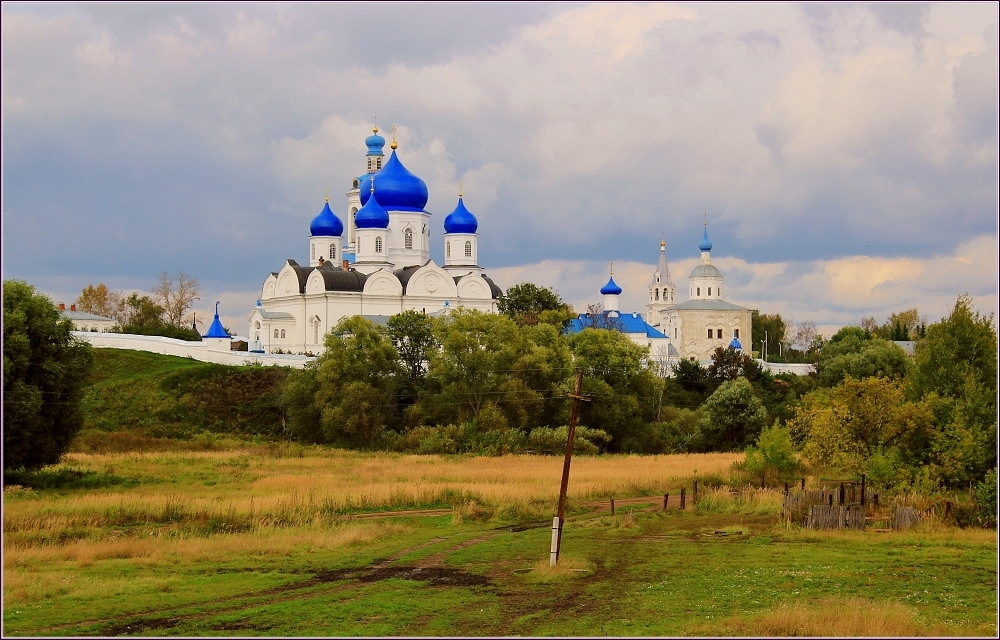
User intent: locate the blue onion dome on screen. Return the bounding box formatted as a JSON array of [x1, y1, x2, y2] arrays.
[[443, 196, 478, 234], [309, 199, 344, 236], [699, 225, 713, 252], [365, 126, 386, 154], [729, 337, 742, 350], [355, 189, 390, 229], [600, 276, 623, 296], [358, 149, 428, 211]]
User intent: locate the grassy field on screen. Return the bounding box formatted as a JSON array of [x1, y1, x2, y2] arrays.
[[3, 447, 997, 637]]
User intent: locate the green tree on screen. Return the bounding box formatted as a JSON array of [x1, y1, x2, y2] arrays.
[[3, 280, 94, 471], [308, 316, 406, 447], [707, 345, 767, 384], [815, 327, 909, 387], [386, 310, 438, 387], [742, 422, 801, 484], [908, 294, 997, 482], [752, 311, 787, 359], [414, 309, 539, 430], [789, 377, 935, 487], [566, 328, 664, 452], [696, 377, 769, 452], [497, 282, 573, 327]]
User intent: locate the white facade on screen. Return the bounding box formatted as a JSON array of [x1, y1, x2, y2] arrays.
[[646, 224, 753, 364], [249, 128, 502, 354]]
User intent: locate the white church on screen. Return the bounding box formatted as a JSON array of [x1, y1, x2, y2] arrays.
[[248, 127, 503, 354], [645, 225, 753, 363]]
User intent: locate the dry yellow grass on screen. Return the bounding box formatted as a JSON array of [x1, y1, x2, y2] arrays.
[[704, 596, 956, 637]]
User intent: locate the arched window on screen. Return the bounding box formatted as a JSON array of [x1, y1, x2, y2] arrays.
[[255, 321, 260, 329], [464, 241, 472, 257], [375, 237, 383, 253], [280, 329, 286, 339], [313, 324, 319, 344], [274, 329, 279, 339], [329, 244, 336, 260], [404, 228, 413, 250]]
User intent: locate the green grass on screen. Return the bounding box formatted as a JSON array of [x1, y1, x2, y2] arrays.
[[4, 503, 995, 637]]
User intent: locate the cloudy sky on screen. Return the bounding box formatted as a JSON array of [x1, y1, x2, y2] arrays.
[[3, 2, 997, 340]]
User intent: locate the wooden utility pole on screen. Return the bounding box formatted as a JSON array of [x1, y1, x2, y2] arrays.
[[551, 369, 589, 567]]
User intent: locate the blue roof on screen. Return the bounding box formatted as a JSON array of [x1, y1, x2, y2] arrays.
[[443, 197, 478, 233], [729, 337, 742, 350], [358, 149, 428, 212], [600, 276, 622, 296], [309, 200, 344, 237], [565, 311, 667, 339], [355, 191, 390, 229], [202, 302, 230, 338]]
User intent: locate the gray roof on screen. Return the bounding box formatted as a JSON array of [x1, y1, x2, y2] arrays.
[[61, 310, 114, 322], [672, 299, 749, 311]]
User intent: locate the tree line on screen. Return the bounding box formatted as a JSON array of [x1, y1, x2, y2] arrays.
[[74, 272, 203, 340], [4, 278, 996, 500]]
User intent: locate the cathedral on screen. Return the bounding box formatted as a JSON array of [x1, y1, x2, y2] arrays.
[[248, 127, 503, 354], [645, 224, 753, 363]]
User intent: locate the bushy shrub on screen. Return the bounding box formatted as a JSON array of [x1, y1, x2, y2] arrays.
[[974, 467, 997, 528], [740, 422, 801, 484]]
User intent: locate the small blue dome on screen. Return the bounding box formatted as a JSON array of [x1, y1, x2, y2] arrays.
[[202, 302, 230, 339], [358, 150, 428, 211], [729, 337, 742, 350], [443, 197, 478, 234], [600, 276, 623, 296], [365, 127, 386, 155], [355, 191, 390, 229], [699, 226, 713, 252], [309, 200, 344, 237]]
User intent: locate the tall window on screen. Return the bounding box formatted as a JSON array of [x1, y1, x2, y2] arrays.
[[446, 241, 451, 258], [375, 237, 383, 253], [280, 329, 286, 339], [708, 287, 712, 296], [697, 287, 701, 296], [464, 241, 472, 257], [329, 245, 336, 260], [274, 329, 279, 339], [716, 329, 722, 339], [404, 228, 413, 250], [734, 329, 740, 339], [707, 329, 713, 339], [311, 245, 315, 261]]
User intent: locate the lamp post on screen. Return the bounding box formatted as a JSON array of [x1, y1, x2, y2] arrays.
[[763, 331, 768, 362]]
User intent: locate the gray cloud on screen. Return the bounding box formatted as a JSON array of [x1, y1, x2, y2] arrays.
[[3, 2, 996, 337]]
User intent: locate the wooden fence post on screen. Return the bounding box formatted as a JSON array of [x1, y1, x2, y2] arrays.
[[663, 493, 669, 511], [680, 488, 686, 510], [693, 480, 698, 504], [610, 498, 615, 515], [801, 478, 806, 490], [861, 474, 866, 506], [839, 482, 845, 506]]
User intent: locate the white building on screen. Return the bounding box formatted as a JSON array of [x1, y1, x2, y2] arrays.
[[646, 224, 753, 364], [565, 267, 674, 372], [248, 127, 503, 354]]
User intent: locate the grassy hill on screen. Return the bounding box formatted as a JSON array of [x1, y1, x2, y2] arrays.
[[76, 349, 291, 451]]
